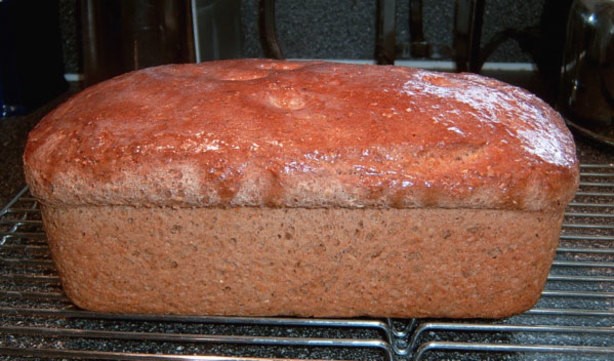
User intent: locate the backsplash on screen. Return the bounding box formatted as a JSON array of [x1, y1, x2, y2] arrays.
[[59, 0, 81, 75], [59, 0, 557, 75], [240, 0, 543, 62]]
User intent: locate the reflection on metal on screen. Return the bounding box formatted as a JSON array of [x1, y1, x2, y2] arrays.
[[258, 0, 284, 59]]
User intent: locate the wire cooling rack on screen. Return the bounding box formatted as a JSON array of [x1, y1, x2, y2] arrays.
[[1, 164, 612, 360]]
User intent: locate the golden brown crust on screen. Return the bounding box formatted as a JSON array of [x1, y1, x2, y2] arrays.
[[24, 59, 579, 210]]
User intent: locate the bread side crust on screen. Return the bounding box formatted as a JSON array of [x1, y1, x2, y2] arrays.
[[41, 205, 562, 318]]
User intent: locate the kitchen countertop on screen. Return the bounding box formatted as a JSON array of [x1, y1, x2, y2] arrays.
[[1, 72, 612, 207], [1, 91, 75, 207]]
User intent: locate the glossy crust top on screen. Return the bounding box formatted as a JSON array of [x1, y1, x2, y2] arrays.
[[24, 59, 579, 210]]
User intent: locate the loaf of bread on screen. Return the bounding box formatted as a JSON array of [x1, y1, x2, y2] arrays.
[[24, 59, 579, 318]]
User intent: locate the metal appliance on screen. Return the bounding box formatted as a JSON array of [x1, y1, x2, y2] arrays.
[[558, 0, 614, 147]]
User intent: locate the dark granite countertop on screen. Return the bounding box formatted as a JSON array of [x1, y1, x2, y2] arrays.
[[1, 90, 75, 207], [1, 72, 612, 207]]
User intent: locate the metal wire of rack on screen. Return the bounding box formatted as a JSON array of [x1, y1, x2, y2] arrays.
[[1, 164, 612, 360]]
